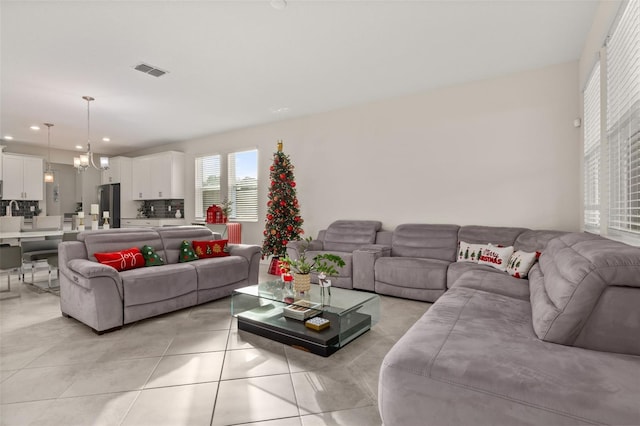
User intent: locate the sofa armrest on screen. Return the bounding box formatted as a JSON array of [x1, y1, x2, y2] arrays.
[[228, 244, 262, 285], [353, 244, 391, 291], [59, 258, 125, 332], [65, 258, 123, 296], [67, 259, 121, 282], [286, 239, 324, 260]]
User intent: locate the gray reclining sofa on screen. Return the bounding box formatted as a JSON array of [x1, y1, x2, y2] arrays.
[[286, 220, 383, 289], [58, 226, 260, 333]]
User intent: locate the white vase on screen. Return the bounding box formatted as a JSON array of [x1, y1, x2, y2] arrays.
[[175, 209, 182, 219]]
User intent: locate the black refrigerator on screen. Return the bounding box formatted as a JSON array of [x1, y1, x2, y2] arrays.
[[98, 183, 121, 228]]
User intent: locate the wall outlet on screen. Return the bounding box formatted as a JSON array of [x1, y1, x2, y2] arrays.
[[30, 206, 35, 212]]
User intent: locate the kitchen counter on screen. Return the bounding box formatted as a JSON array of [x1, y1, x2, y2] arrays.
[[0, 230, 64, 242], [121, 218, 186, 228]]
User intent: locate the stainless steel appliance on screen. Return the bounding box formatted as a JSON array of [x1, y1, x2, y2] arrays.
[[97, 183, 120, 228]]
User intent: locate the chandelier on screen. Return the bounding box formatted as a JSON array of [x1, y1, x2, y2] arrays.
[[74, 96, 109, 172], [44, 123, 54, 183]]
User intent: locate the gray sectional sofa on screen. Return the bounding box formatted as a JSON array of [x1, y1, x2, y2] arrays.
[[293, 221, 640, 425], [58, 226, 260, 333], [376, 228, 640, 425]]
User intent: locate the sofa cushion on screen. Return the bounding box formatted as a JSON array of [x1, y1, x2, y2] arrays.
[[375, 256, 449, 290], [514, 229, 567, 252], [446, 261, 504, 288], [178, 240, 199, 262], [456, 241, 485, 263], [506, 250, 537, 279], [391, 224, 460, 261], [450, 270, 530, 300], [322, 220, 382, 252], [141, 245, 165, 267], [379, 286, 640, 426], [458, 225, 527, 247], [121, 263, 197, 307], [478, 244, 514, 272], [192, 256, 249, 290], [156, 226, 217, 264], [94, 247, 145, 272], [192, 239, 229, 258], [80, 228, 163, 262], [530, 232, 640, 355]]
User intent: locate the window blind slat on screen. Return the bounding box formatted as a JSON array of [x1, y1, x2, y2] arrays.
[[195, 155, 221, 218], [606, 0, 640, 238], [584, 62, 602, 230]]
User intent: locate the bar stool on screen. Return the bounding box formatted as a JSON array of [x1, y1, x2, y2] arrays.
[[21, 240, 60, 286], [0, 244, 22, 299]]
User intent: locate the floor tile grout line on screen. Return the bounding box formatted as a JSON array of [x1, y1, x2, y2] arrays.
[[208, 324, 232, 425]]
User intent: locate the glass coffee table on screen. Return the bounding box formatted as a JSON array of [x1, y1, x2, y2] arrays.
[[232, 280, 380, 356]]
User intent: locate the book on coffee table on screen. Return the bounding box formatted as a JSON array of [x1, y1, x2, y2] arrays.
[[283, 300, 321, 321]]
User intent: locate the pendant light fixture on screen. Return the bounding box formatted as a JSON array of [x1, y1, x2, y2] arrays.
[[74, 96, 109, 172], [44, 123, 54, 183]]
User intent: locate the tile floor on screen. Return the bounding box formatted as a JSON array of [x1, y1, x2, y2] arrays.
[[0, 265, 430, 426]]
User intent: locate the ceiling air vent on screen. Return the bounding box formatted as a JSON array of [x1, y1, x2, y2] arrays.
[[134, 63, 168, 78]]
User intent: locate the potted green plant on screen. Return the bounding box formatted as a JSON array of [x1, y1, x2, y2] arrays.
[[280, 237, 345, 292], [220, 198, 232, 223]]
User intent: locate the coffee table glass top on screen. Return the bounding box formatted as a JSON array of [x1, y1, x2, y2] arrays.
[[233, 280, 379, 316], [231, 280, 380, 355]]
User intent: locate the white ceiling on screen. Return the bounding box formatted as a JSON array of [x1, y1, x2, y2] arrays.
[[1, 0, 599, 156]]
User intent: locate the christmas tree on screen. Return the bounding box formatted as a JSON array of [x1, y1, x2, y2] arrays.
[[262, 140, 304, 270]]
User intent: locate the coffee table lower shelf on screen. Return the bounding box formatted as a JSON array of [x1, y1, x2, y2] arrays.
[[237, 309, 371, 357]]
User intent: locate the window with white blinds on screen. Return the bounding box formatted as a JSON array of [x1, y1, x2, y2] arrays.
[[583, 63, 601, 231], [228, 149, 258, 221], [195, 155, 221, 218], [606, 0, 640, 237]]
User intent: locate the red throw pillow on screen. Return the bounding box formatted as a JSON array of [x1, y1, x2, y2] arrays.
[[94, 247, 145, 272], [192, 240, 230, 258]]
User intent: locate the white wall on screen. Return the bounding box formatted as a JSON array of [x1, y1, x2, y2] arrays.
[[130, 61, 581, 245], [578, 0, 622, 88]]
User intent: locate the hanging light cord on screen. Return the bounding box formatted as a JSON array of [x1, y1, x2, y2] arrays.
[[44, 123, 53, 169], [83, 95, 100, 169]]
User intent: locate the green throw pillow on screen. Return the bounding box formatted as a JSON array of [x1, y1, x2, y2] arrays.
[[178, 240, 199, 262], [141, 245, 164, 267]]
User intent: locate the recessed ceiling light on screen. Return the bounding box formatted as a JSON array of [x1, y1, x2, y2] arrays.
[[102, 137, 110, 142], [3, 135, 14, 140], [30, 125, 40, 131], [75, 145, 83, 150], [270, 0, 287, 10], [270, 106, 291, 114]]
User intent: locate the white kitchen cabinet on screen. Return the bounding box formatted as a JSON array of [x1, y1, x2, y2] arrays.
[[131, 156, 151, 200], [1, 153, 44, 200], [102, 156, 137, 219], [102, 156, 127, 184], [131, 151, 184, 200]]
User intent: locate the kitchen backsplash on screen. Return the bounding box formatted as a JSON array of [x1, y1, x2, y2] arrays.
[[0, 200, 41, 218], [138, 199, 184, 219]]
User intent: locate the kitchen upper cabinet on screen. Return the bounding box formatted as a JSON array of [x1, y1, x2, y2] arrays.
[[102, 156, 130, 184], [131, 151, 184, 200], [2, 153, 44, 200], [103, 156, 137, 219]]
